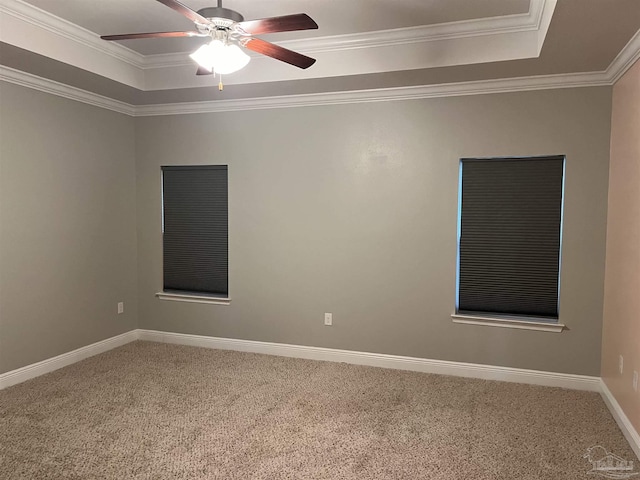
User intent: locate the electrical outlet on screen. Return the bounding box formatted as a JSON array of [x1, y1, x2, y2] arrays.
[[633, 371, 638, 392], [117, 302, 124, 314], [324, 313, 332, 326], [619, 355, 624, 374]]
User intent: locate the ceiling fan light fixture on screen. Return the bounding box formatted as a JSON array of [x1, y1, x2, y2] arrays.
[[190, 40, 250, 75], [101, 1, 318, 79]]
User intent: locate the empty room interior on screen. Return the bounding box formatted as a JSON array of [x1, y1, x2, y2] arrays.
[[1, 0, 639, 478]]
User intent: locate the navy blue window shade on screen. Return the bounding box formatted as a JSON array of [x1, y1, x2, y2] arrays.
[[162, 165, 228, 296], [457, 156, 564, 319]]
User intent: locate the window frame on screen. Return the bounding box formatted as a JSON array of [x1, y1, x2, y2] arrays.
[[156, 165, 231, 306], [452, 155, 566, 332]]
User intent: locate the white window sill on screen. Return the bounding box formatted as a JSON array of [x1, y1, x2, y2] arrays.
[[156, 292, 231, 305], [451, 314, 565, 333]]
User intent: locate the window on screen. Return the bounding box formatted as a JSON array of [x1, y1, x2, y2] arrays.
[[455, 156, 564, 325], [159, 165, 228, 302]]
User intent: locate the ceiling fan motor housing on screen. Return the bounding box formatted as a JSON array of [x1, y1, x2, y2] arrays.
[[197, 7, 244, 23], [100, 1, 317, 71]]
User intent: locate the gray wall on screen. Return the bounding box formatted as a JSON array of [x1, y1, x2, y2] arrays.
[[135, 87, 612, 376], [0, 82, 138, 373]]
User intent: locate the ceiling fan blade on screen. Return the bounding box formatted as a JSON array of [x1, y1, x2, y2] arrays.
[[155, 0, 212, 25], [101, 31, 206, 41], [236, 13, 318, 36], [241, 37, 316, 69], [196, 66, 214, 75]]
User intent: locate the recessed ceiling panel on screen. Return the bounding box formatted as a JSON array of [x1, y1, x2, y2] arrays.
[[2, 0, 640, 109], [24, 0, 530, 55]]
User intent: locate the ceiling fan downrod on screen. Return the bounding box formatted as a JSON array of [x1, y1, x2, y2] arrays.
[[101, 0, 319, 81], [196, 0, 244, 24]]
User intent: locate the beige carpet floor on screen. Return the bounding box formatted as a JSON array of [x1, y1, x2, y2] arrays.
[[0, 341, 637, 480]]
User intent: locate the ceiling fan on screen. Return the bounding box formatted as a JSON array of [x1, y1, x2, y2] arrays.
[[101, 0, 318, 88]]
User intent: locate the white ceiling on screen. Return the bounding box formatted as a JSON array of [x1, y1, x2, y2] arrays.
[[0, 0, 639, 108], [24, 0, 531, 55], [0, 0, 554, 89]]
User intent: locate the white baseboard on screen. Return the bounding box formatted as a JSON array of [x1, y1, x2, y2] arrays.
[[142, 329, 640, 454], [3, 328, 635, 456], [600, 380, 640, 460], [0, 330, 139, 390], [137, 329, 601, 391], [0, 328, 604, 395]]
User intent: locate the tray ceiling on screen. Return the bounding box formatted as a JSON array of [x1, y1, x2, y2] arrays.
[[0, 0, 639, 110], [1, 0, 556, 89], [23, 0, 531, 55]]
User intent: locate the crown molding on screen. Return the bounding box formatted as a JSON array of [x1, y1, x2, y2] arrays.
[[0, 0, 145, 88], [312, 0, 545, 49], [142, 0, 556, 90], [0, 0, 556, 88], [142, 0, 553, 69], [0, 0, 144, 68], [134, 71, 609, 116], [0, 66, 135, 116], [606, 28, 640, 83], [0, 64, 616, 118], [0, 65, 611, 118], [1, 0, 550, 70]]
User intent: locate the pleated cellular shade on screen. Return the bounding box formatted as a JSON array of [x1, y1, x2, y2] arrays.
[[458, 156, 564, 319], [162, 165, 228, 296]]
